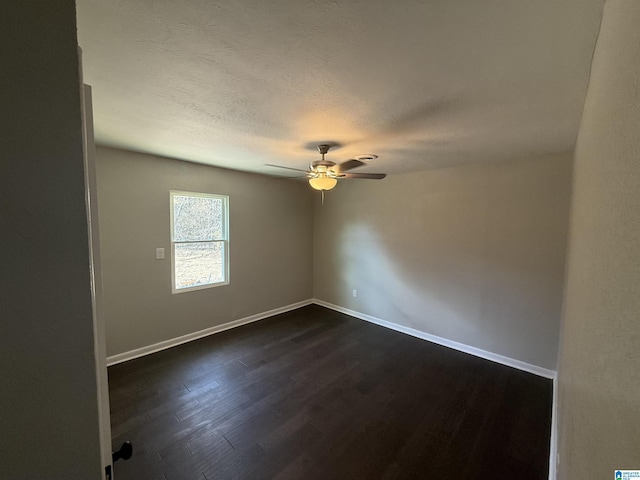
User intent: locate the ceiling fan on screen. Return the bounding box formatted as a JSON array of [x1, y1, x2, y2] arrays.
[[266, 144, 386, 200]]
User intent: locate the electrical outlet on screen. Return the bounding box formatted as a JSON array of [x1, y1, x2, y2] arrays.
[[352, 289, 358, 298], [155, 247, 165, 260]]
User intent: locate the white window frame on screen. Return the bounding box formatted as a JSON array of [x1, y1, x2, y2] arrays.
[[170, 190, 229, 294]]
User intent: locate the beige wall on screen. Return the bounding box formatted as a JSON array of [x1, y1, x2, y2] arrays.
[[0, 2, 103, 478], [314, 153, 573, 370], [96, 147, 314, 356], [557, 0, 640, 477]]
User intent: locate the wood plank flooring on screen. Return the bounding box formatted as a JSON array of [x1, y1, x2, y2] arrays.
[[108, 305, 552, 480]]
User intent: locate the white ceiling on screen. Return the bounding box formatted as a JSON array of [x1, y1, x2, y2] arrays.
[[76, 0, 605, 176]]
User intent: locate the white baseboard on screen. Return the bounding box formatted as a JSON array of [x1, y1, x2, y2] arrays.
[[312, 299, 557, 380], [106, 299, 313, 366], [109, 297, 557, 377]]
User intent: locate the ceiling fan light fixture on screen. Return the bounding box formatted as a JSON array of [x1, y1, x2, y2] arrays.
[[267, 143, 384, 200], [309, 176, 337, 191]]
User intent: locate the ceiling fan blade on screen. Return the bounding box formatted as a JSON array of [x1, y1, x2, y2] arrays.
[[340, 172, 387, 180], [264, 163, 310, 173], [270, 174, 308, 179], [336, 159, 365, 172]]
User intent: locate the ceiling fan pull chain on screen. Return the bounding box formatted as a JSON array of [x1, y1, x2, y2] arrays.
[[321, 189, 325, 205]]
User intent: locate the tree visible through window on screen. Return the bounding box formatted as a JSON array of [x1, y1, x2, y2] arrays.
[[170, 191, 229, 292]]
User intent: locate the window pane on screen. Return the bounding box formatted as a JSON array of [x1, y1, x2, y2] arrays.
[[174, 242, 224, 289], [173, 195, 224, 241]]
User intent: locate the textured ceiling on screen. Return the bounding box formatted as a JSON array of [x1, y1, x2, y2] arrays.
[[76, 0, 605, 176]]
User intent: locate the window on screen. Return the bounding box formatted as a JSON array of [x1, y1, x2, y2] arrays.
[[170, 190, 229, 293]]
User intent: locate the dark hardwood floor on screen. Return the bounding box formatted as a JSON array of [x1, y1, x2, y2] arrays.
[[108, 305, 552, 480]]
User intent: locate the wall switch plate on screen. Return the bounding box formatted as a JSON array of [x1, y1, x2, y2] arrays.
[[155, 248, 165, 260], [353, 289, 358, 298]]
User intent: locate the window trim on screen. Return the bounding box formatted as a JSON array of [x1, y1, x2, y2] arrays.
[[170, 190, 229, 294]]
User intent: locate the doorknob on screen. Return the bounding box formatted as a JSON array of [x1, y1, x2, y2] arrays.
[[112, 441, 133, 463], [105, 442, 133, 479]]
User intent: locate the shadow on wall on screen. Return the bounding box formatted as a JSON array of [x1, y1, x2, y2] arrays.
[[314, 155, 572, 369], [335, 222, 504, 354]]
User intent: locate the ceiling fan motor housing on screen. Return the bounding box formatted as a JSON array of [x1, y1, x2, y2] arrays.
[[317, 144, 332, 155]]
